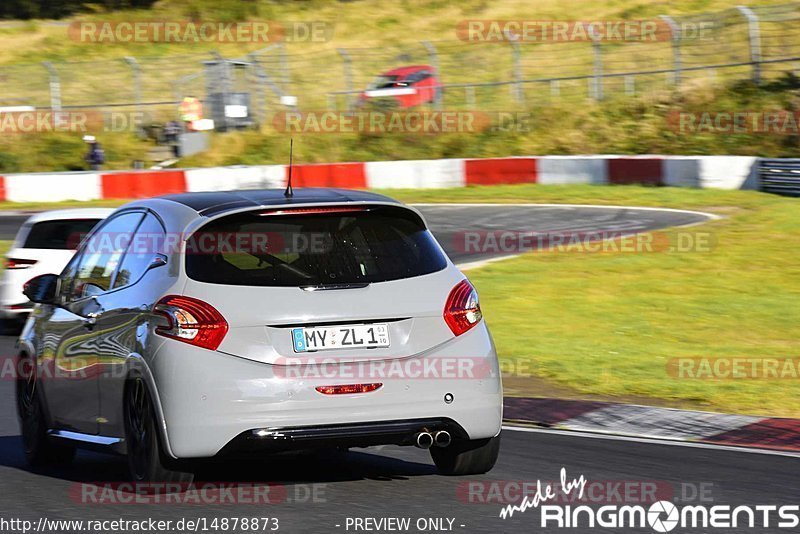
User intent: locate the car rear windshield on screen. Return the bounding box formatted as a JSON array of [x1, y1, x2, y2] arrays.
[[370, 75, 399, 89], [21, 219, 102, 250], [185, 205, 447, 287]]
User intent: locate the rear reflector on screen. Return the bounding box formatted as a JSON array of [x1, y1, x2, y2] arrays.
[[315, 383, 383, 395], [154, 295, 228, 351], [259, 206, 368, 216], [5, 258, 37, 270]]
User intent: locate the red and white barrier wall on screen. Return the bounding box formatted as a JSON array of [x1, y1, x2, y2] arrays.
[[0, 155, 759, 203]]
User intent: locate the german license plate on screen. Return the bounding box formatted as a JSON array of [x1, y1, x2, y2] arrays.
[[292, 323, 390, 353]]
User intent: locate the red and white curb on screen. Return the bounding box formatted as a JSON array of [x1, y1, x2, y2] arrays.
[[503, 398, 800, 454], [0, 155, 760, 203]]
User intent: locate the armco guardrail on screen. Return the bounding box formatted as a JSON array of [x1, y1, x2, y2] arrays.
[[0, 155, 763, 203], [759, 159, 800, 197]]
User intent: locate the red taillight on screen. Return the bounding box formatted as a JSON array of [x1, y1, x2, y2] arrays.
[[5, 258, 37, 270], [153, 295, 228, 351], [443, 279, 483, 336], [315, 383, 383, 395], [259, 206, 367, 216]]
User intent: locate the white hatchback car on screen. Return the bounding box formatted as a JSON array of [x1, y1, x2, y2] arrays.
[[1, 209, 113, 324], [17, 189, 502, 483]]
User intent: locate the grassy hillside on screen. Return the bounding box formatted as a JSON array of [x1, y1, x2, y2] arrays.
[[0, 0, 799, 172], [2, 75, 798, 173], [0, 0, 790, 64]]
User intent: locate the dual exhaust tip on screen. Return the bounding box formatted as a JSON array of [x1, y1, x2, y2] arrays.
[[415, 430, 451, 449]]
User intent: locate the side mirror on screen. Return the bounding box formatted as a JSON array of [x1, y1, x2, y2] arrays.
[[22, 274, 59, 304]]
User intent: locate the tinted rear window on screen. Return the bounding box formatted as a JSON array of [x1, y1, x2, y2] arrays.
[[22, 219, 103, 250], [185, 206, 447, 287]]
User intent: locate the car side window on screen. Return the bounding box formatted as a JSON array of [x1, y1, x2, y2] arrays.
[[60, 211, 144, 303], [112, 213, 166, 289]]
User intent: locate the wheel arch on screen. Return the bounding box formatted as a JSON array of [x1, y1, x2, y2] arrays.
[[123, 355, 178, 460]]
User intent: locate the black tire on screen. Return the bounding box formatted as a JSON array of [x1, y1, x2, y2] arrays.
[[430, 434, 500, 475], [124, 377, 193, 484], [16, 355, 75, 466], [1, 318, 25, 336]]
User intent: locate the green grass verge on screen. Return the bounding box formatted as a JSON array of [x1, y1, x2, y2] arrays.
[[0, 184, 797, 416], [395, 185, 800, 417]]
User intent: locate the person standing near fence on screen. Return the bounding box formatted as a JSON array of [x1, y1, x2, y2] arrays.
[[82, 135, 105, 171]]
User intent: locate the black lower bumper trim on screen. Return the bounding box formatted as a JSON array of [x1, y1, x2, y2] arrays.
[[217, 418, 467, 456]]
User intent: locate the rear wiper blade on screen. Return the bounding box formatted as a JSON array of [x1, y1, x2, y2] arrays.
[[299, 283, 370, 291]]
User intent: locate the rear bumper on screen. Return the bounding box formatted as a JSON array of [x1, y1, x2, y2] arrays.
[[0, 303, 32, 319], [151, 323, 502, 458], [217, 418, 468, 456], [0, 271, 32, 318]]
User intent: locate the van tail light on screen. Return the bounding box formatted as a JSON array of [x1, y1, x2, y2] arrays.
[[315, 383, 383, 395], [443, 279, 483, 336], [5, 258, 37, 270], [153, 295, 228, 351]]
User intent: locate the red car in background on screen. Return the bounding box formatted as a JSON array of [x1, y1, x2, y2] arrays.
[[360, 65, 442, 108]]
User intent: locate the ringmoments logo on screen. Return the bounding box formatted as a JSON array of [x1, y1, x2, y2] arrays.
[[500, 468, 799, 531]]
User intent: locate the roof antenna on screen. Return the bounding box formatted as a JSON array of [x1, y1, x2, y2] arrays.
[[284, 138, 294, 198]]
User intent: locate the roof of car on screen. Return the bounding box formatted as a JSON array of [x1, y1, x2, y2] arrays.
[[25, 208, 116, 223], [382, 65, 433, 77], [158, 188, 402, 216]]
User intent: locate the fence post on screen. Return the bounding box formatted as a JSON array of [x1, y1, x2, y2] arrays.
[[624, 75, 635, 95], [465, 86, 476, 107], [337, 48, 354, 110], [660, 15, 682, 85], [246, 53, 264, 126], [42, 62, 61, 112], [279, 42, 290, 94], [211, 51, 230, 131], [549, 80, 560, 97], [421, 40, 442, 110], [591, 39, 603, 100], [505, 32, 524, 103], [737, 6, 762, 85], [172, 80, 182, 107], [123, 57, 142, 116]]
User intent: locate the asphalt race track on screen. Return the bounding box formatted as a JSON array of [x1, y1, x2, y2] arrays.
[[0, 204, 710, 264], [414, 204, 711, 266], [1, 204, 795, 534]]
